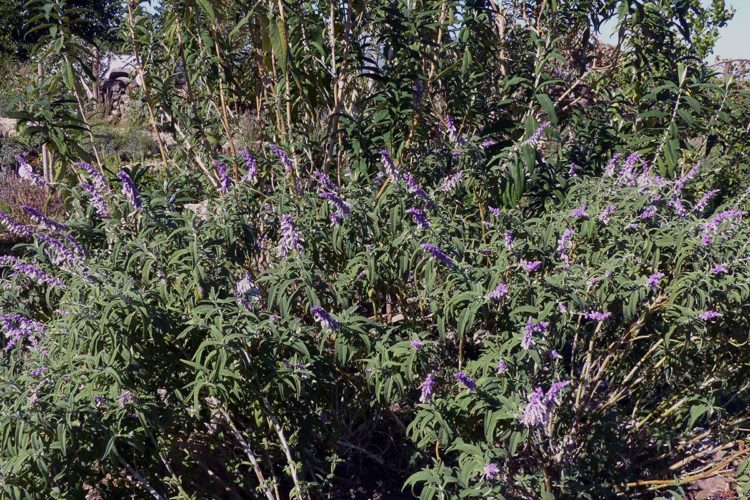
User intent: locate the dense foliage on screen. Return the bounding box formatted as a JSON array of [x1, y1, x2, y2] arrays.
[[1, 0, 750, 498]]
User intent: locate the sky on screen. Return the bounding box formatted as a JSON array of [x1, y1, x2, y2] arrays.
[[714, 0, 749, 60]]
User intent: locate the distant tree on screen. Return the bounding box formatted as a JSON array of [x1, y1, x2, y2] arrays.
[[0, 0, 124, 61]]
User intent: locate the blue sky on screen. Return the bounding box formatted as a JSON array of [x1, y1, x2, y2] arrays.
[[714, 0, 749, 59]]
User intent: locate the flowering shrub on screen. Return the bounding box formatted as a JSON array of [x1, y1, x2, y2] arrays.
[[0, 141, 748, 497]]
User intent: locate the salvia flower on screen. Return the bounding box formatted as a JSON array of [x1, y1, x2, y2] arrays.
[[694, 189, 719, 213], [545, 380, 571, 404], [646, 272, 664, 290], [710, 264, 728, 275], [521, 260, 542, 273], [239, 150, 258, 183], [497, 359, 507, 374], [639, 206, 657, 220], [699, 310, 722, 321], [701, 210, 745, 245], [0, 255, 64, 288], [483, 463, 500, 482], [582, 310, 612, 321], [674, 163, 700, 192], [214, 159, 232, 194], [419, 372, 435, 403], [571, 204, 588, 219], [421, 243, 454, 268], [439, 171, 463, 192], [22, 205, 66, 232], [401, 171, 430, 201], [17, 156, 45, 186], [81, 183, 110, 218], [0, 211, 32, 237], [117, 171, 142, 211], [405, 208, 430, 230], [482, 138, 497, 148], [488, 206, 502, 217], [277, 214, 303, 258], [556, 228, 574, 268], [504, 230, 514, 250], [268, 143, 295, 174], [604, 153, 624, 176], [568, 164, 578, 177], [1, 313, 46, 352], [36, 232, 81, 267], [311, 305, 340, 331], [118, 390, 135, 407], [522, 317, 549, 349], [411, 339, 424, 349], [521, 381, 570, 427], [523, 121, 550, 148], [380, 149, 400, 178], [75, 162, 110, 194], [455, 371, 476, 391], [235, 272, 262, 310], [520, 387, 547, 426], [670, 198, 687, 218], [597, 205, 617, 224], [558, 303, 568, 314], [488, 282, 509, 301], [320, 191, 352, 225], [550, 350, 563, 360], [313, 171, 339, 193]]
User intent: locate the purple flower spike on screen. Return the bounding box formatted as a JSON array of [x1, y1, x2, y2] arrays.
[[455, 371, 476, 391], [646, 272, 664, 290], [523, 121, 550, 147], [419, 372, 435, 403], [488, 282, 509, 301], [582, 310, 611, 321], [522, 317, 549, 349], [521, 260, 542, 273], [545, 380, 571, 404], [239, 151, 258, 183], [17, 156, 46, 187], [75, 162, 110, 194], [311, 305, 340, 331], [597, 205, 617, 224], [214, 160, 232, 195], [81, 183, 110, 218], [1, 313, 46, 352], [35, 232, 82, 267], [405, 208, 430, 231], [277, 214, 303, 258], [497, 359, 507, 374], [694, 189, 719, 213], [235, 272, 261, 310], [380, 149, 400, 177], [320, 191, 352, 225], [0, 255, 64, 288], [117, 171, 142, 211], [439, 171, 463, 192], [269, 143, 295, 174], [520, 387, 547, 426], [0, 211, 32, 237], [699, 310, 722, 321], [422, 243, 454, 267], [411, 339, 424, 349], [710, 264, 727, 275], [22, 205, 66, 232], [401, 171, 430, 201], [483, 463, 500, 481], [571, 204, 588, 219]]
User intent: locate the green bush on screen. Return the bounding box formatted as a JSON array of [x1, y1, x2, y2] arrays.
[[0, 142, 748, 497]]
